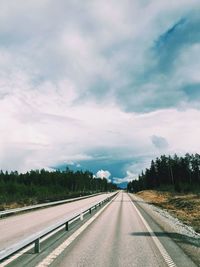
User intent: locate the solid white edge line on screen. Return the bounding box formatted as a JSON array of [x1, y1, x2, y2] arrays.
[[0, 193, 116, 266], [128, 194, 177, 267], [36, 195, 117, 267], [1, 217, 83, 267], [0, 223, 68, 267]]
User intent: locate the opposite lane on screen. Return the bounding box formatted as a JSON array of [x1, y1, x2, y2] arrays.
[[0, 192, 114, 251]]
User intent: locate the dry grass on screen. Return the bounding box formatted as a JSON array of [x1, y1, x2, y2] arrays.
[[0, 202, 25, 211], [136, 190, 200, 233]]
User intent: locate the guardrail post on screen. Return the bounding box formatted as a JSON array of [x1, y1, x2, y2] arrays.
[[35, 238, 40, 253], [0, 195, 119, 261], [65, 221, 69, 231]]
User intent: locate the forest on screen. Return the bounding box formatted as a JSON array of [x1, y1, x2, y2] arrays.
[[0, 168, 117, 208], [127, 153, 200, 193]]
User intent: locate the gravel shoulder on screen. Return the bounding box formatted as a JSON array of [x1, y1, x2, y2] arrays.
[[136, 190, 200, 233], [130, 192, 200, 266]]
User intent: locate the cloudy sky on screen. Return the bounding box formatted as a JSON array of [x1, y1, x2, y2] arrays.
[[1, 0, 200, 185]]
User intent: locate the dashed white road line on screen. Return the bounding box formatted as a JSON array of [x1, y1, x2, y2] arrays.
[[128, 194, 177, 267], [36, 197, 115, 267]]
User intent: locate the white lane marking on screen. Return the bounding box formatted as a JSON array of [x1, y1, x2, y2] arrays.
[[36, 197, 116, 267], [1, 195, 115, 266], [0, 223, 69, 267], [0, 213, 87, 267], [128, 194, 177, 267]]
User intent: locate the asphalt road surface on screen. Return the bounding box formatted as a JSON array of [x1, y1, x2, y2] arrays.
[[51, 192, 197, 267], [0, 193, 113, 251]]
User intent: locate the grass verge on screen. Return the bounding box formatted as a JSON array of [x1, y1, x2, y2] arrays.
[[136, 190, 200, 233]]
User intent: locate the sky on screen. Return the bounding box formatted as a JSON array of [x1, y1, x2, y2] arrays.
[[1, 0, 200, 186]]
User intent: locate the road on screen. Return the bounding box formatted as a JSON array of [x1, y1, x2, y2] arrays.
[[0, 193, 113, 251], [50, 192, 197, 267]]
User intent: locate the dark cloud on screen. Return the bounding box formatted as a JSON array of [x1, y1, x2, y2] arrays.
[[115, 13, 200, 113], [182, 84, 200, 101], [153, 15, 200, 74], [151, 135, 169, 149]]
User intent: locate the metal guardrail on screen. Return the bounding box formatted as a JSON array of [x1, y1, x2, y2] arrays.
[[0, 193, 103, 218], [0, 192, 117, 262]]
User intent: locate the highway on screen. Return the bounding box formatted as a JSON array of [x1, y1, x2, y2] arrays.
[[1, 192, 199, 267], [49, 192, 197, 267], [0, 193, 113, 252]]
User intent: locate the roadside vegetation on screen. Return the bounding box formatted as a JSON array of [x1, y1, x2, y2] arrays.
[[136, 190, 200, 233], [127, 153, 200, 232], [0, 168, 117, 210], [127, 154, 200, 193]]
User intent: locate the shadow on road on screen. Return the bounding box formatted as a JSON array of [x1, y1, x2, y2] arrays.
[[130, 231, 200, 247]]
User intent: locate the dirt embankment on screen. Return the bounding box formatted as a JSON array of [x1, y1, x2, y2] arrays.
[[136, 190, 200, 233]]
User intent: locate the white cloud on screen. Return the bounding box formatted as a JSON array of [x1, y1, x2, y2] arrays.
[[96, 170, 111, 182], [1, 76, 200, 174], [113, 170, 135, 184]]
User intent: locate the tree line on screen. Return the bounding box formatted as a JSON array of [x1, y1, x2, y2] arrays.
[[0, 167, 117, 207], [127, 154, 200, 193]]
